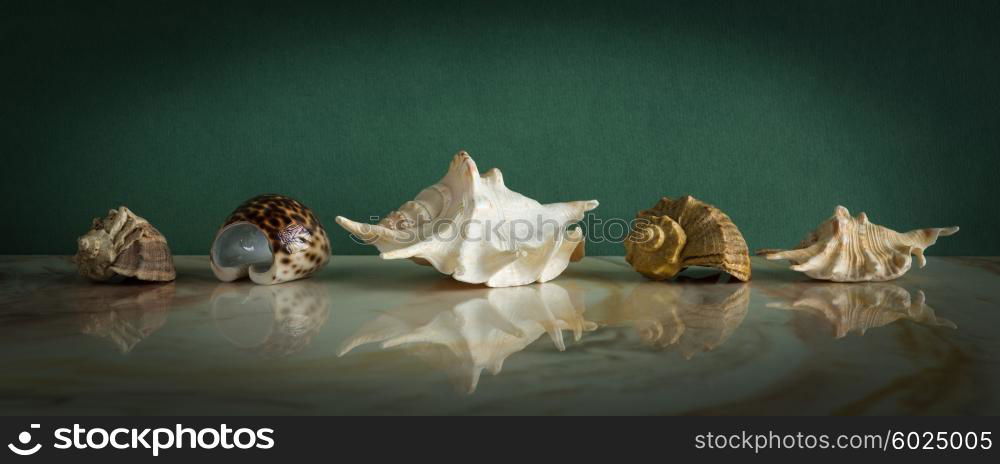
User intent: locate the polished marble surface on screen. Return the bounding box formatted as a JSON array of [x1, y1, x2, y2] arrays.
[[0, 255, 997, 415]]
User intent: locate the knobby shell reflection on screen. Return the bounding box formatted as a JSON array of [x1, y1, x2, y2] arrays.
[[763, 283, 955, 338], [338, 282, 596, 394], [77, 282, 175, 353], [211, 281, 332, 358], [0, 262, 178, 354], [601, 279, 751, 359]]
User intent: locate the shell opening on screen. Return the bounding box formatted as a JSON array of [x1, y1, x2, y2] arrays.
[[211, 223, 273, 273]]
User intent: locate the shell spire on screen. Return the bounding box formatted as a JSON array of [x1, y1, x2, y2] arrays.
[[757, 206, 959, 282], [336, 151, 599, 287]]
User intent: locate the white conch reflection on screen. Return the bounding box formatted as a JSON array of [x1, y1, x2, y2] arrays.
[[211, 281, 331, 357], [602, 281, 751, 359], [338, 282, 596, 394], [77, 282, 175, 353], [764, 283, 956, 338]]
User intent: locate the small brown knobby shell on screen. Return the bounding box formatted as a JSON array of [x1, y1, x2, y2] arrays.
[[625, 196, 751, 281], [74, 206, 176, 282], [210, 194, 331, 285]]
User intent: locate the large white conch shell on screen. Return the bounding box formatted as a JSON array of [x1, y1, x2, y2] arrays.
[[758, 206, 959, 282], [336, 151, 599, 287]]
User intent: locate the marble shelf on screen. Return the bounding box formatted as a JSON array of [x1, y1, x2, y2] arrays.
[[0, 255, 997, 415]]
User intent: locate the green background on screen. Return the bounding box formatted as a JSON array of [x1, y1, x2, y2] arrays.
[[3, 0, 998, 256]]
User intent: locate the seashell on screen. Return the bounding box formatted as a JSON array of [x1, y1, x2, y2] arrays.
[[74, 206, 176, 282], [210, 194, 331, 285], [603, 280, 749, 358], [211, 281, 331, 357], [335, 151, 599, 287], [624, 195, 751, 282], [764, 283, 955, 338], [338, 282, 596, 394], [757, 206, 959, 282]]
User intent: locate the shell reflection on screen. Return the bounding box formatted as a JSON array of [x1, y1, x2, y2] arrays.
[[77, 282, 175, 353], [604, 280, 750, 358], [211, 281, 331, 357], [764, 283, 955, 338], [338, 283, 596, 394]]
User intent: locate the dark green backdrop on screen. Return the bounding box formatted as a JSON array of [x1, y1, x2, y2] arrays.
[[3, 0, 998, 256]]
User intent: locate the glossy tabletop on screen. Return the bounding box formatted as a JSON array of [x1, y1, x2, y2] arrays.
[[0, 256, 997, 415]]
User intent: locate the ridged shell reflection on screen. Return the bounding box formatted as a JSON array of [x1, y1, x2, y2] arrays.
[[757, 206, 959, 282], [603, 280, 750, 358], [625, 196, 751, 282], [764, 283, 955, 338]]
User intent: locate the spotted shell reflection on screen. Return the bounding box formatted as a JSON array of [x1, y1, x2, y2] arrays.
[[338, 282, 596, 394], [211, 281, 331, 357]]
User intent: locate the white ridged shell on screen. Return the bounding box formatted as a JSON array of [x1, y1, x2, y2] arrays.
[[758, 206, 958, 282]]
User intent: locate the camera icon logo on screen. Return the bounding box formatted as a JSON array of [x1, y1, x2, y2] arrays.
[[8, 424, 41, 456]]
